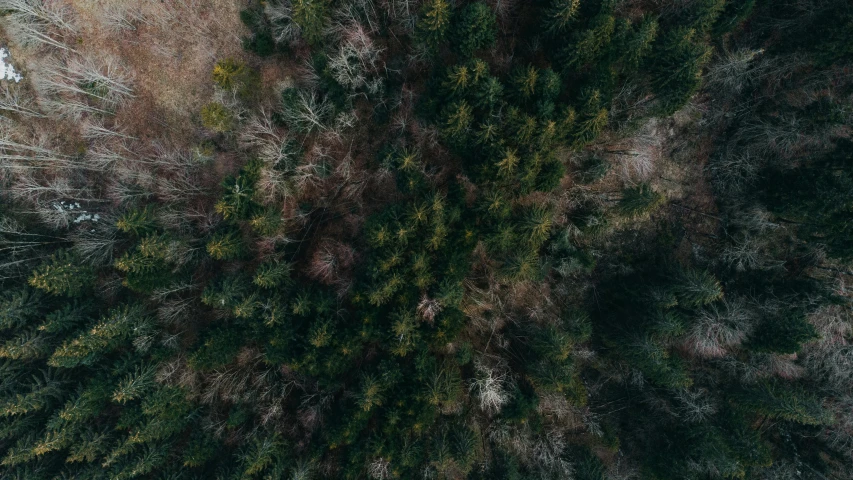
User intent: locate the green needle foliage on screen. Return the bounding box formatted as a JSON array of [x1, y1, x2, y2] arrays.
[[28, 251, 94, 297], [0, 0, 851, 478]]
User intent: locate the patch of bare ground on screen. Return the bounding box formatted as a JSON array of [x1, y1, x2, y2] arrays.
[[660, 103, 724, 248], [567, 101, 723, 266], [67, 0, 249, 144]]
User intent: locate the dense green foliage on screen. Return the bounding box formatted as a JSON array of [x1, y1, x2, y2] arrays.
[[1, 0, 852, 478]]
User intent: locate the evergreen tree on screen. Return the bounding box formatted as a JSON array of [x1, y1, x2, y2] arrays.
[[651, 27, 713, 114], [0, 329, 52, 360], [736, 382, 834, 426], [200, 102, 235, 132], [48, 305, 152, 368], [292, 0, 328, 45], [748, 312, 819, 354], [671, 269, 723, 308], [452, 2, 497, 56], [617, 183, 665, 218], [764, 142, 853, 261], [572, 91, 609, 148], [417, 0, 452, 51], [28, 250, 95, 297], [240, 433, 284, 477], [619, 17, 658, 71], [116, 206, 157, 237], [562, 14, 616, 71], [206, 230, 244, 261], [253, 260, 293, 289], [212, 58, 247, 90], [543, 0, 581, 35], [0, 0, 850, 478], [0, 288, 42, 331]]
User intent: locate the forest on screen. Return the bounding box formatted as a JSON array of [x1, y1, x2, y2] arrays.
[[0, 0, 851, 478]]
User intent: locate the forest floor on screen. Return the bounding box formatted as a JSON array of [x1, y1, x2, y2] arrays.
[[68, 0, 248, 144]]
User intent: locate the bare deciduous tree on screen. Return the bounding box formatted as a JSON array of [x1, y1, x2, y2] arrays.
[[241, 109, 299, 170], [2, 0, 77, 51], [682, 299, 754, 358], [705, 48, 764, 96], [380, 0, 418, 31], [280, 89, 334, 133], [327, 22, 385, 96], [469, 359, 510, 415], [0, 84, 43, 117], [674, 388, 718, 423], [367, 457, 391, 480], [265, 0, 302, 45]]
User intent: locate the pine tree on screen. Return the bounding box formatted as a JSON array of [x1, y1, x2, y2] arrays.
[[537, 68, 562, 103], [495, 148, 520, 180], [212, 58, 247, 90], [651, 27, 713, 114], [215, 167, 260, 221], [65, 427, 112, 464], [736, 381, 834, 426], [417, 0, 452, 51], [473, 77, 503, 110], [201, 275, 250, 310], [112, 363, 156, 404], [52, 380, 111, 429], [443, 64, 472, 96], [182, 434, 218, 468], [523, 205, 554, 248], [200, 102, 235, 132], [562, 14, 616, 70], [28, 250, 95, 297], [0, 329, 51, 360], [356, 374, 385, 412], [0, 288, 42, 331], [240, 433, 284, 477], [114, 443, 169, 479], [292, 0, 328, 45], [0, 371, 64, 417], [572, 91, 608, 149], [116, 206, 156, 237], [441, 100, 474, 143], [511, 65, 539, 101], [682, 0, 727, 32], [624, 334, 692, 389], [114, 235, 177, 292], [712, 0, 756, 35], [48, 305, 152, 368], [253, 260, 293, 289], [617, 183, 665, 218], [188, 325, 245, 370], [114, 235, 170, 275], [206, 230, 244, 261], [748, 312, 818, 354], [619, 17, 658, 71], [452, 2, 497, 56], [671, 269, 723, 308], [543, 0, 580, 35], [131, 386, 194, 445]]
